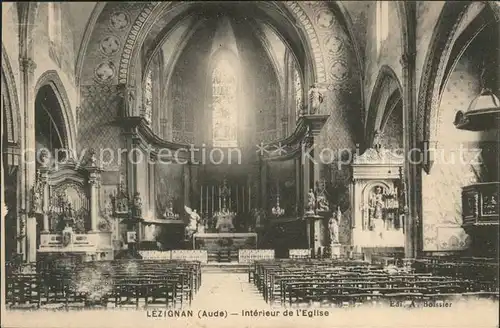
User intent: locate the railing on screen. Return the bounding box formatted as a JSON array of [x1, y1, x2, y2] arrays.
[[39, 232, 112, 252], [238, 249, 275, 263]]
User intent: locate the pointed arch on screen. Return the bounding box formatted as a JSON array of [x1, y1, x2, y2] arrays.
[[417, 2, 481, 144], [365, 65, 403, 148], [34, 71, 77, 151], [1, 43, 21, 144]]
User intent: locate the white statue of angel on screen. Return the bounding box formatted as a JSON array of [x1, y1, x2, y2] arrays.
[[184, 206, 201, 236]]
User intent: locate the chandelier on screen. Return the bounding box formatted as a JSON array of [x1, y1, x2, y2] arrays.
[[272, 184, 285, 217]]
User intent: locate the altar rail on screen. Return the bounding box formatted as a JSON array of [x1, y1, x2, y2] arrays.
[[139, 250, 208, 263], [289, 249, 311, 259], [38, 233, 113, 260], [238, 249, 275, 263]]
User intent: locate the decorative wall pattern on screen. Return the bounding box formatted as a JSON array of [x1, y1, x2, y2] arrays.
[[79, 2, 145, 85], [421, 51, 484, 251], [381, 104, 404, 149], [78, 85, 123, 170], [297, 1, 363, 161]]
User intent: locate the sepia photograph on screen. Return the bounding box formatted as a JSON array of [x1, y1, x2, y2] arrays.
[[1, 2, 499, 328]]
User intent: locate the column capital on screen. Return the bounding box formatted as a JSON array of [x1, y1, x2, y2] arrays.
[[20, 57, 37, 73], [400, 51, 415, 69]]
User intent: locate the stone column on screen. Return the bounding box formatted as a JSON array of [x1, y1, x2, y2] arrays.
[[39, 165, 50, 233], [183, 163, 191, 208], [20, 57, 37, 262], [401, 48, 418, 258], [88, 169, 101, 232], [260, 160, 267, 209]]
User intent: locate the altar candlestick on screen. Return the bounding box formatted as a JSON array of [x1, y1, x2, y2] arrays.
[[236, 186, 239, 213], [218, 185, 221, 210], [243, 188, 245, 213], [212, 186, 215, 213], [206, 186, 208, 214], [248, 185, 251, 212], [200, 186, 203, 214]]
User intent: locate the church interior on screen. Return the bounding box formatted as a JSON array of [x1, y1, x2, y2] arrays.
[[1, 1, 499, 319]]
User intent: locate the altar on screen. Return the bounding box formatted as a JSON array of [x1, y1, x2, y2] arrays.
[[192, 232, 257, 250]]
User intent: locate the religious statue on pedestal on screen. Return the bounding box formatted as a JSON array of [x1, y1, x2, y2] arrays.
[[369, 186, 385, 237], [184, 206, 201, 239], [132, 192, 142, 218], [308, 83, 324, 114], [328, 207, 341, 244], [305, 189, 316, 215]]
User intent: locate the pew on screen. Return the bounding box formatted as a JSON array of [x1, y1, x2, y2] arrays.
[[5, 259, 202, 310], [251, 259, 499, 307]]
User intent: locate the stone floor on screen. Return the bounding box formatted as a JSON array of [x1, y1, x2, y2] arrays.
[[2, 272, 499, 328]]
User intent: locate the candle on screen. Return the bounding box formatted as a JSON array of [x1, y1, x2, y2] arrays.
[[200, 186, 203, 214], [206, 186, 208, 214], [248, 184, 251, 211]]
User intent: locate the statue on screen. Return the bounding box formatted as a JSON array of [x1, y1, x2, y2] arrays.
[[127, 88, 135, 114], [184, 206, 201, 238], [308, 83, 324, 114], [63, 203, 76, 230], [133, 192, 142, 218], [305, 189, 316, 214], [163, 201, 177, 219], [88, 148, 98, 167], [369, 186, 385, 236], [328, 208, 341, 244], [373, 130, 383, 152], [31, 170, 44, 215], [316, 194, 330, 212]]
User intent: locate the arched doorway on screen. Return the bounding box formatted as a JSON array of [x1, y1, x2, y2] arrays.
[[34, 84, 69, 166], [33, 83, 70, 248]]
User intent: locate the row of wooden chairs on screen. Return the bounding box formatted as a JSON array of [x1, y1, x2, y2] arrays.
[[251, 259, 499, 307], [6, 260, 202, 309]]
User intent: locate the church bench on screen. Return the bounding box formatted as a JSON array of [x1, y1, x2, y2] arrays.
[[6, 260, 202, 309]]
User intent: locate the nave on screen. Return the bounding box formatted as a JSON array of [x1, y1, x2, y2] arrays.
[[2, 2, 500, 328], [4, 257, 499, 328]]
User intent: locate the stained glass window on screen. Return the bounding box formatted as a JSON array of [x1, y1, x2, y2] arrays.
[[212, 59, 238, 147], [144, 69, 153, 125], [294, 66, 303, 119]]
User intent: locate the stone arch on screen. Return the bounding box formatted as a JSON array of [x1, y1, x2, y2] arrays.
[[34, 71, 77, 151], [120, 2, 329, 88], [17, 3, 39, 58], [75, 2, 106, 87], [1, 43, 21, 144], [417, 2, 478, 144], [365, 65, 403, 148]]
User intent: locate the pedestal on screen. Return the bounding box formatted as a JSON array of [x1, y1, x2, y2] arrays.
[[26, 217, 37, 262], [330, 243, 341, 258], [304, 213, 324, 257]]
